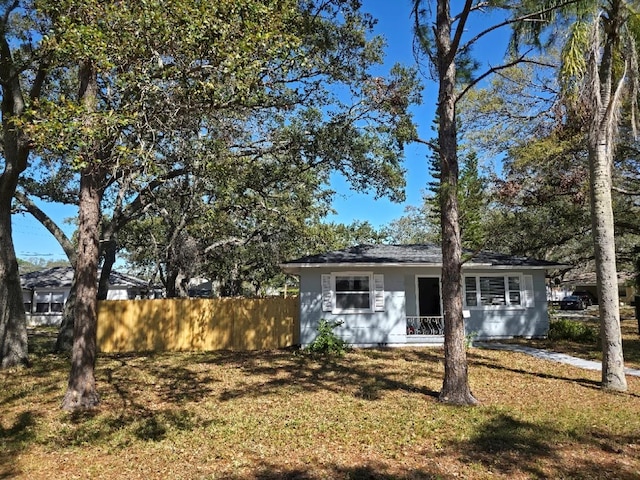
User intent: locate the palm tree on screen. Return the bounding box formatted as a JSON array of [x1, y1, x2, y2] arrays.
[[558, 0, 635, 391]]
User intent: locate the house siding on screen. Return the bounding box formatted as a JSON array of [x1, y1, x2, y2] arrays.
[[299, 267, 407, 346], [462, 269, 549, 339], [298, 267, 550, 346]]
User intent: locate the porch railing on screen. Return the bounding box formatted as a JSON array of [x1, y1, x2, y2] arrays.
[[406, 316, 444, 336]]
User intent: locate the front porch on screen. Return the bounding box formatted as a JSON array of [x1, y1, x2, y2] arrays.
[[405, 316, 444, 344]]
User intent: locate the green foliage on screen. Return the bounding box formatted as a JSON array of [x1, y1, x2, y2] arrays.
[[306, 319, 349, 357], [382, 199, 437, 244], [18, 258, 71, 274], [548, 319, 598, 343], [17, 0, 422, 300], [418, 140, 488, 249]]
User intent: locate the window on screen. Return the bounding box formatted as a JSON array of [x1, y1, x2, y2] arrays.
[[464, 275, 523, 307], [335, 275, 370, 310], [321, 273, 384, 313], [23, 292, 32, 314], [33, 291, 66, 314], [464, 277, 478, 306]]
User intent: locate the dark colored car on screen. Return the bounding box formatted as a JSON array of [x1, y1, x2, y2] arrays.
[[559, 295, 586, 310], [571, 290, 596, 306]]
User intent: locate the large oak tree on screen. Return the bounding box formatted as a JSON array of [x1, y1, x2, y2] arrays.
[[19, 0, 419, 409]]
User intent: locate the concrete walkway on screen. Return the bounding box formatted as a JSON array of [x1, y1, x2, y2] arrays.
[[475, 342, 640, 377]]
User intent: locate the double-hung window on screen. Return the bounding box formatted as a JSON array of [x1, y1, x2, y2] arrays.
[[34, 291, 65, 314], [464, 275, 523, 307], [335, 274, 371, 310], [321, 272, 385, 313]]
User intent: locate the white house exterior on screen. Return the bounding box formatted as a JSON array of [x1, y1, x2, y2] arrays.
[[281, 244, 564, 347], [21, 266, 150, 326]]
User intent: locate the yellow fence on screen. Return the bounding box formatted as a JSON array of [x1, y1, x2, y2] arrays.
[[97, 297, 299, 353]]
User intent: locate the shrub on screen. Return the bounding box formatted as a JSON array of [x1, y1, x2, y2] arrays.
[[548, 319, 598, 343], [306, 319, 349, 356]]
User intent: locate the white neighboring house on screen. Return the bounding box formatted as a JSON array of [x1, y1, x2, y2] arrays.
[[21, 266, 150, 326]]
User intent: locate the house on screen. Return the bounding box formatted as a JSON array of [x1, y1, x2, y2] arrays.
[[21, 266, 150, 326], [551, 268, 637, 305], [280, 244, 565, 347]]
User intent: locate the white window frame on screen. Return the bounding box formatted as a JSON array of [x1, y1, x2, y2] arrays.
[[463, 273, 526, 309], [33, 291, 66, 314], [321, 272, 384, 314]]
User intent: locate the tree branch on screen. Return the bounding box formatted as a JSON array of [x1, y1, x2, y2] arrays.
[[14, 190, 77, 265], [456, 56, 555, 103]]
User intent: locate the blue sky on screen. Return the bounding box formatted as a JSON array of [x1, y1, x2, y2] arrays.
[[326, 1, 435, 228], [12, 1, 511, 262]]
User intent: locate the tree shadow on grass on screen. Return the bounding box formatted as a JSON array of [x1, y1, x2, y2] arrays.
[[0, 411, 38, 479], [453, 411, 640, 480], [467, 349, 603, 390], [227, 460, 449, 479], [212, 348, 441, 402]]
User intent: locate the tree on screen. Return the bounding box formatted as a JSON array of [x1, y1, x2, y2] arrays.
[[412, 0, 489, 406], [411, 0, 576, 404], [0, 1, 50, 368], [423, 148, 487, 250], [558, 1, 633, 391], [505, 0, 637, 391], [24, 0, 419, 409]]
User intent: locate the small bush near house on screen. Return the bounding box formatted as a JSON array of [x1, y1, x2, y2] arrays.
[[306, 319, 350, 356], [548, 318, 598, 343]]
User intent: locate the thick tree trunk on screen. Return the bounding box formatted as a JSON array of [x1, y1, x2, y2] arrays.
[[62, 60, 101, 410], [0, 183, 29, 368], [61, 166, 102, 410], [435, 0, 477, 405], [0, 17, 32, 368], [585, 2, 627, 392]]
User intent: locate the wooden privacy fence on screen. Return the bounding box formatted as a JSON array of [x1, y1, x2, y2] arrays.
[[97, 297, 299, 353]]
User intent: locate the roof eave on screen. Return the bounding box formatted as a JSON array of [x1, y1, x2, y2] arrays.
[[280, 262, 563, 272]]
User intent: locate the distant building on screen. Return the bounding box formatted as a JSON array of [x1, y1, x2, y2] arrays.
[[21, 266, 151, 326]]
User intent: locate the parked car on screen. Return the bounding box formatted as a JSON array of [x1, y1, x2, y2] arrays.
[[571, 290, 596, 306], [559, 295, 587, 310]]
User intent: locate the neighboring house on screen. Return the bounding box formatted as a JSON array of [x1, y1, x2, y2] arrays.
[[552, 269, 637, 305], [21, 266, 150, 326], [281, 244, 565, 347]]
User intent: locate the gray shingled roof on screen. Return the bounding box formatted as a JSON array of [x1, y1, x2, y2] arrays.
[[281, 244, 564, 269], [21, 266, 149, 289]]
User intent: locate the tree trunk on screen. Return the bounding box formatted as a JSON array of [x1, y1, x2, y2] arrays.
[[98, 238, 117, 300], [584, 3, 627, 392], [62, 60, 101, 410], [55, 276, 76, 353], [0, 53, 30, 368], [435, 0, 477, 405], [589, 140, 626, 391], [62, 166, 102, 409], [0, 182, 29, 368]]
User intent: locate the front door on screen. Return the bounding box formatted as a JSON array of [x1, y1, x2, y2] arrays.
[[418, 277, 441, 317]]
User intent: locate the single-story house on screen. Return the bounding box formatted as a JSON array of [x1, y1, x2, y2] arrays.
[[280, 244, 565, 347], [21, 266, 150, 326]]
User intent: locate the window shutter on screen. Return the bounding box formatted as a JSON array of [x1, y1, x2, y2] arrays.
[[523, 275, 535, 308], [321, 274, 333, 312], [373, 274, 385, 311]]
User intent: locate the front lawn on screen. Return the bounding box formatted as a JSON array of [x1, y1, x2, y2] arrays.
[[1, 330, 639, 479]]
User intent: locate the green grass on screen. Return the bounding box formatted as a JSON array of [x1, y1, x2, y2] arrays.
[[1, 326, 639, 479]]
